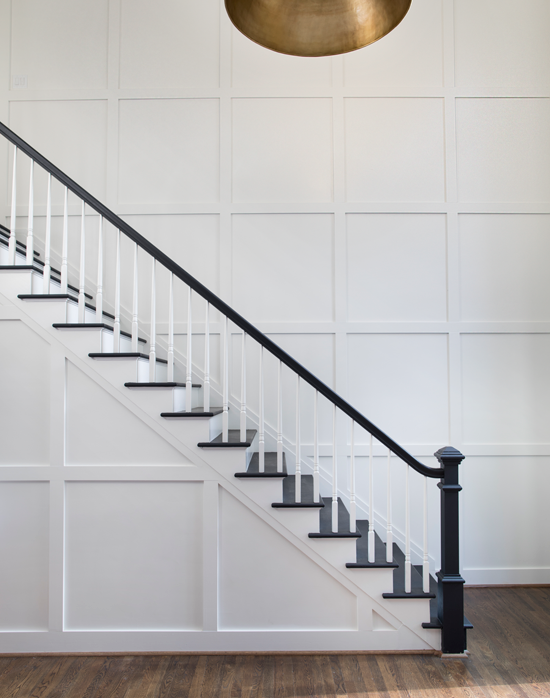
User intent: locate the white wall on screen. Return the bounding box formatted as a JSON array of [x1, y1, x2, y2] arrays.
[[0, 0, 549, 586]]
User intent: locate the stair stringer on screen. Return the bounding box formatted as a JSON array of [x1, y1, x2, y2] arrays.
[[0, 286, 441, 653]]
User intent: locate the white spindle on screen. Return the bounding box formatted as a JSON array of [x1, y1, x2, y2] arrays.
[[61, 187, 68, 293], [222, 316, 229, 441], [405, 464, 411, 593], [313, 390, 319, 501], [203, 303, 210, 412], [240, 333, 247, 441], [259, 346, 265, 471], [332, 404, 338, 533], [276, 360, 283, 473], [368, 433, 375, 563], [386, 449, 393, 563], [26, 160, 34, 264], [423, 476, 430, 593], [113, 230, 121, 351], [43, 174, 52, 294], [8, 146, 16, 265], [96, 217, 104, 320], [131, 243, 139, 352], [349, 421, 356, 534], [149, 259, 157, 382], [167, 273, 174, 381], [186, 288, 193, 411], [78, 201, 86, 323], [295, 376, 301, 503]]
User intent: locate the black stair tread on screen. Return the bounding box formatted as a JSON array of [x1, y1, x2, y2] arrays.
[[5, 262, 93, 298], [382, 544, 436, 599], [52, 323, 146, 343], [125, 382, 201, 388], [88, 352, 168, 364], [309, 497, 361, 538], [162, 407, 223, 418], [198, 430, 257, 448], [1, 265, 42, 271], [18, 293, 114, 319], [346, 520, 399, 568], [235, 452, 288, 477], [272, 474, 324, 508]]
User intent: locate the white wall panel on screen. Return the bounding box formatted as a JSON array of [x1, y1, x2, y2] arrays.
[[232, 214, 334, 322], [0, 482, 49, 630], [11, 0, 109, 90], [344, 0, 443, 87], [118, 100, 220, 205], [347, 334, 449, 445], [455, 0, 550, 90], [231, 27, 332, 88], [462, 334, 550, 445], [119, 0, 219, 89], [0, 321, 50, 465], [462, 457, 550, 576], [65, 362, 191, 466], [459, 214, 550, 322], [65, 481, 203, 630], [219, 488, 357, 630], [456, 98, 550, 203], [347, 213, 447, 322], [345, 98, 445, 202], [232, 99, 333, 203], [9, 100, 108, 203]]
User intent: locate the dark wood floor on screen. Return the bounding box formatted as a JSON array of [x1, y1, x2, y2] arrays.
[[1, 587, 549, 697]]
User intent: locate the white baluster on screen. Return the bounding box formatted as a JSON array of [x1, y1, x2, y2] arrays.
[[276, 360, 283, 473], [186, 287, 192, 411], [240, 333, 247, 441], [405, 464, 411, 593], [386, 449, 393, 563], [222, 316, 229, 441], [149, 259, 156, 382], [167, 272, 174, 381], [259, 346, 265, 471], [26, 160, 34, 264], [78, 201, 86, 323], [349, 420, 356, 534], [368, 433, 375, 563], [131, 243, 139, 352], [203, 303, 210, 412], [43, 174, 52, 294], [423, 476, 430, 593], [113, 230, 121, 351], [60, 187, 68, 293], [8, 146, 16, 265], [313, 390, 319, 501], [295, 376, 301, 503], [332, 404, 338, 533], [96, 217, 104, 320]]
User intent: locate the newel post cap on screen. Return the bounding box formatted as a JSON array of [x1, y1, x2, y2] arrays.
[[434, 446, 465, 465]]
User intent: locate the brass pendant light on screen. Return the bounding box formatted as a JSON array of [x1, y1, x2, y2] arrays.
[[225, 0, 413, 58]]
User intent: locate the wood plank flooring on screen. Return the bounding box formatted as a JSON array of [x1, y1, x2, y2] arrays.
[[1, 587, 549, 697]]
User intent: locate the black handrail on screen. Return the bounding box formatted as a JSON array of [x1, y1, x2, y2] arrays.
[[0, 121, 443, 478]]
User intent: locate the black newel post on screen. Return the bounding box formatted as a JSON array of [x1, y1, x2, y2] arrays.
[[435, 446, 467, 654]]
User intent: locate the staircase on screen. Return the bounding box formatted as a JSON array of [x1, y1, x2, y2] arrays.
[[0, 123, 470, 655]]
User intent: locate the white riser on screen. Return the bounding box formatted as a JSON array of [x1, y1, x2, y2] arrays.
[[125, 385, 201, 416], [53, 327, 134, 354], [88, 354, 168, 384]]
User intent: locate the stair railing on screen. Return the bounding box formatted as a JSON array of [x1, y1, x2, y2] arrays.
[[0, 122, 468, 654]]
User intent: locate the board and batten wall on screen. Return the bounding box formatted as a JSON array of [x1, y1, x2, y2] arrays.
[[0, 0, 549, 592]]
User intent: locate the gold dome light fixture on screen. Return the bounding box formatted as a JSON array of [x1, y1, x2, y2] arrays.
[[225, 0, 413, 58]]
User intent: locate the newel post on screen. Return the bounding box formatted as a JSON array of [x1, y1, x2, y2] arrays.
[[435, 446, 466, 654]]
